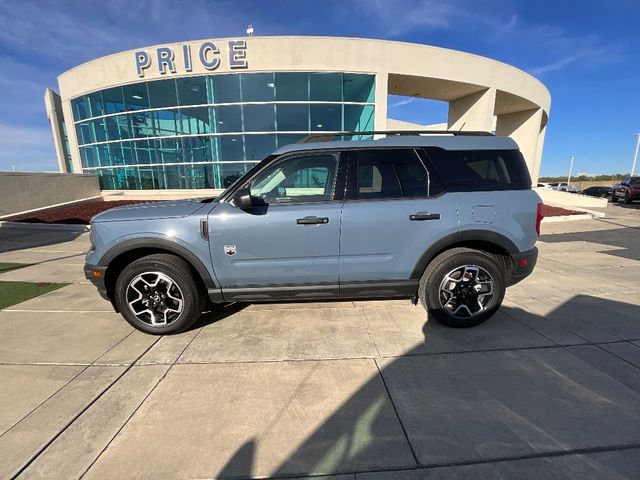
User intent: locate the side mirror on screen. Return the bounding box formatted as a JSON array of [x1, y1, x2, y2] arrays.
[[233, 187, 253, 211]]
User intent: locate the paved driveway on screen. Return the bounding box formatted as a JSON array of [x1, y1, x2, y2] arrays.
[[1, 204, 640, 479]]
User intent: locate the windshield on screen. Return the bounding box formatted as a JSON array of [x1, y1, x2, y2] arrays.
[[201, 156, 277, 203]]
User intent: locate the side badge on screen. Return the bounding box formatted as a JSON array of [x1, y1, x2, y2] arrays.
[[224, 245, 237, 256]]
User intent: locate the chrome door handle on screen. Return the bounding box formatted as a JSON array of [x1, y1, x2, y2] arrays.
[[297, 216, 329, 225], [409, 212, 440, 221]]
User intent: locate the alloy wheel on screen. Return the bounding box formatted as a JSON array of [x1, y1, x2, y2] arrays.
[[126, 272, 184, 326], [438, 265, 495, 319]]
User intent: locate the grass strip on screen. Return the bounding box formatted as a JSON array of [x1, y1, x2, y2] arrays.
[[0, 262, 31, 273], [0, 281, 68, 309]]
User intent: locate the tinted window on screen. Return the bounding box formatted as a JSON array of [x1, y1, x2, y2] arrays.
[[250, 153, 338, 204], [176, 77, 208, 106], [425, 148, 530, 191], [147, 79, 177, 109], [241, 73, 275, 102], [275, 73, 308, 101], [354, 149, 430, 200]]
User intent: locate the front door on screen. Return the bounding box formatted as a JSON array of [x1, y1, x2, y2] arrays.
[[209, 151, 344, 301]]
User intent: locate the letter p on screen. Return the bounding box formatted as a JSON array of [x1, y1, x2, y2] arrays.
[[135, 51, 151, 77]]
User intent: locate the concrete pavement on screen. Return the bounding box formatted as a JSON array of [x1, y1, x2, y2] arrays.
[[1, 203, 640, 479]]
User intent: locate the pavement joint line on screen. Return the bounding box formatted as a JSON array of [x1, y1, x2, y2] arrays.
[[264, 443, 640, 480], [8, 335, 164, 480], [501, 306, 594, 346], [92, 330, 138, 365], [2, 338, 640, 368], [0, 252, 85, 269], [533, 295, 631, 341], [165, 339, 640, 365], [592, 341, 640, 373], [0, 364, 91, 441], [1, 309, 115, 313], [596, 218, 640, 231], [79, 326, 207, 478], [559, 343, 640, 395], [373, 357, 420, 468]]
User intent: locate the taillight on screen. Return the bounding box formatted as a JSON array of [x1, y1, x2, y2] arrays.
[[535, 203, 544, 236]]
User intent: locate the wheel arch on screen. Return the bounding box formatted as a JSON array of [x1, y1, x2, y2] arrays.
[[410, 230, 517, 280], [99, 238, 216, 305]]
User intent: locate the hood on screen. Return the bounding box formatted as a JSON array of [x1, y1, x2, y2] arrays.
[[92, 200, 209, 223]]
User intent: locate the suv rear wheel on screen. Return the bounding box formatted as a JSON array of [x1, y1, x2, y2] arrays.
[[114, 253, 205, 335], [419, 248, 506, 328]]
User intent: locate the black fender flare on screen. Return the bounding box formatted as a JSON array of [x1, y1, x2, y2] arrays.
[[410, 230, 518, 279], [98, 238, 216, 288]]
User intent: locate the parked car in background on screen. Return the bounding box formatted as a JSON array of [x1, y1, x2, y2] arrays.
[[536, 183, 553, 189], [548, 182, 579, 193], [581, 186, 613, 198], [611, 176, 640, 204]]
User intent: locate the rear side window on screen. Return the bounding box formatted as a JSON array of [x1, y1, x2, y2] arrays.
[[424, 148, 531, 192], [352, 149, 433, 200]]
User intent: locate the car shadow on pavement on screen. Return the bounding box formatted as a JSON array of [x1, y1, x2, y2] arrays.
[[610, 202, 640, 211], [214, 294, 640, 479], [191, 302, 250, 330]]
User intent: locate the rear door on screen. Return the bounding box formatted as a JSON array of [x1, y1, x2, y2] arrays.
[[338, 148, 459, 298], [424, 147, 539, 252]]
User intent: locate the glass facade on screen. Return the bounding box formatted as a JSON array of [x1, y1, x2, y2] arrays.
[[71, 72, 375, 189]]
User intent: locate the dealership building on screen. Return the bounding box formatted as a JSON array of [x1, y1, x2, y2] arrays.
[[45, 36, 551, 191]]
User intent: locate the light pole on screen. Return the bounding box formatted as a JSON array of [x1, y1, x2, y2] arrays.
[[567, 155, 574, 186], [631, 133, 640, 176]]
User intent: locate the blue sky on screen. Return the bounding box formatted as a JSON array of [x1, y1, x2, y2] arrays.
[[0, 0, 638, 176]]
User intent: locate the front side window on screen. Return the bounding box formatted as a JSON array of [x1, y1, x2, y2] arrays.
[[354, 149, 430, 200], [250, 153, 339, 204]]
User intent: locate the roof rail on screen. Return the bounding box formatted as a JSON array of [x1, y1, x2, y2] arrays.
[[297, 130, 494, 143]]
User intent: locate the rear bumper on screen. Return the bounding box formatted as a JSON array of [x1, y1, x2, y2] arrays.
[[508, 247, 538, 286], [83, 264, 110, 301]]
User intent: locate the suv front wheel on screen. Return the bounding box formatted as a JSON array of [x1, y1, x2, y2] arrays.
[[114, 253, 205, 335], [419, 248, 506, 328]]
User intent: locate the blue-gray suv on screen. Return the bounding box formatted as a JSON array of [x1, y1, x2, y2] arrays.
[[85, 132, 542, 334]]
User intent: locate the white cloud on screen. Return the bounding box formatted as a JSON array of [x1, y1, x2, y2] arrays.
[[389, 97, 417, 109], [487, 17, 624, 77], [356, 0, 474, 35]]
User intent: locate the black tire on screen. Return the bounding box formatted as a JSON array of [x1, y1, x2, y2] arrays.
[[624, 191, 632, 204], [610, 193, 618, 203], [419, 248, 506, 328], [114, 253, 205, 335]]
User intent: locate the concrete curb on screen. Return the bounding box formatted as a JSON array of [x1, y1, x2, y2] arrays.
[[0, 221, 90, 232], [542, 213, 594, 223], [0, 195, 103, 220]]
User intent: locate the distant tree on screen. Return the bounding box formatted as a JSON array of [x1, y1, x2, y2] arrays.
[[539, 173, 630, 183]]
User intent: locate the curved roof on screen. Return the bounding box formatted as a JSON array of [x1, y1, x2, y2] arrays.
[[58, 36, 550, 122]]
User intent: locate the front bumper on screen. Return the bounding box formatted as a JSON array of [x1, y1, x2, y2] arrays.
[[508, 247, 538, 286], [84, 264, 109, 301]]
